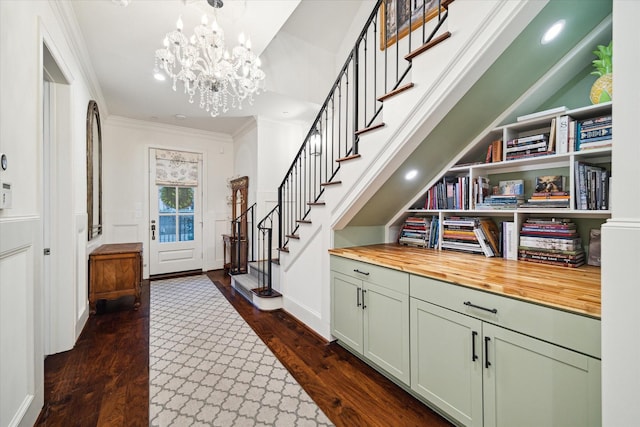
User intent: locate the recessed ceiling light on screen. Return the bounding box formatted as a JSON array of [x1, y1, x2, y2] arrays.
[[405, 170, 418, 180], [541, 19, 565, 45], [175, 114, 187, 120], [154, 72, 166, 81]]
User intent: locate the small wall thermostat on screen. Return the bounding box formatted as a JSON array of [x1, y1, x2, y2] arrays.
[[0, 182, 11, 209]]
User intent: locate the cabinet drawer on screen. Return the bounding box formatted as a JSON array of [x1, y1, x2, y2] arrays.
[[331, 255, 408, 294], [410, 274, 601, 359]]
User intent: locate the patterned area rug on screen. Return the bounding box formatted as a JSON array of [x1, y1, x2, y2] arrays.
[[149, 275, 333, 426]]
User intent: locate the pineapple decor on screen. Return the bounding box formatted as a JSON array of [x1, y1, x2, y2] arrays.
[[590, 41, 612, 104]]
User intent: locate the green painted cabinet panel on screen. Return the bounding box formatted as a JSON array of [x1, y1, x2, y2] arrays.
[[483, 323, 601, 427], [330, 271, 363, 353], [410, 298, 483, 427], [363, 281, 410, 385], [330, 256, 410, 386]]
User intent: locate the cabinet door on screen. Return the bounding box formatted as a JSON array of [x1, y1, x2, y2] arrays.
[[330, 271, 363, 354], [410, 298, 483, 427], [363, 282, 410, 385], [483, 323, 601, 427]]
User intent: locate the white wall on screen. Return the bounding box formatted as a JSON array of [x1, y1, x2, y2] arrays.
[[256, 116, 306, 220], [0, 0, 98, 424], [102, 117, 234, 277], [233, 119, 258, 210], [335, 0, 377, 71], [261, 32, 338, 106], [601, 1, 640, 425]]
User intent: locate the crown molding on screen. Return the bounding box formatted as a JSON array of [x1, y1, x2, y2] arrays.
[[49, 0, 109, 116], [105, 115, 233, 142]]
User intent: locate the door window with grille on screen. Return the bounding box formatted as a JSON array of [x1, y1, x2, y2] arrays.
[[158, 186, 195, 242]]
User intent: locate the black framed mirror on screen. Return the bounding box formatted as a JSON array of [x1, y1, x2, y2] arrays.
[[86, 100, 102, 241]]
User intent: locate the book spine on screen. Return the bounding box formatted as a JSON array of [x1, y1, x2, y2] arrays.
[[513, 133, 549, 144], [505, 151, 550, 160], [579, 126, 612, 140], [504, 221, 517, 260], [519, 235, 581, 244], [579, 141, 612, 150], [492, 139, 503, 162], [473, 228, 494, 257], [556, 115, 571, 154], [518, 256, 584, 268], [601, 170, 609, 210], [518, 252, 585, 263], [547, 117, 557, 152], [505, 141, 548, 153], [518, 240, 581, 250], [575, 161, 587, 210], [569, 119, 576, 152], [579, 115, 612, 128]]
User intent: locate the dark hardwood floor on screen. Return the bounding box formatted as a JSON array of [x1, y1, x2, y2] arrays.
[[37, 270, 452, 426]]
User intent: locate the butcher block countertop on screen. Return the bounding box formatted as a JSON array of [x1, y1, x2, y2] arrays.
[[329, 243, 601, 319]]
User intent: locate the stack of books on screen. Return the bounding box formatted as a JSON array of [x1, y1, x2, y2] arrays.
[[576, 114, 612, 151], [521, 175, 570, 209], [476, 179, 524, 210], [505, 134, 550, 161], [518, 218, 585, 267], [399, 216, 439, 248], [398, 217, 429, 247], [441, 217, 500, 257]]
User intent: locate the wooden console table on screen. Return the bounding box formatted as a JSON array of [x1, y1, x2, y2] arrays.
[[89, 242, 142, 314]]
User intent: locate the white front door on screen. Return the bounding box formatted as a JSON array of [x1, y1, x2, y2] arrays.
[[149, 149, 203, 275]]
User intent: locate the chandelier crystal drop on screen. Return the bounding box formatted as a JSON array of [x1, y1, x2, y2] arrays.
[[154, 7, 265, 117]]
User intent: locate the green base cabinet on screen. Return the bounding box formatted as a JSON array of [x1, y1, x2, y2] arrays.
[[483, 323, 601, 427], [410, 298, 483, 427], [410, 274, 601, 427], [330, 256, 410, 385], [331, 272, 364, 353]]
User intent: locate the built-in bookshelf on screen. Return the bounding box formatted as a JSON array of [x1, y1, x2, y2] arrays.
[[399, 101, 612, 266]]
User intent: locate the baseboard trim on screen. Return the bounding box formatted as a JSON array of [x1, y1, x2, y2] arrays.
[[149, 269, 203, 281]]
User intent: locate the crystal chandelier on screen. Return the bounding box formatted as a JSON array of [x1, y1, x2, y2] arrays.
[[154, 0, 266, 117]]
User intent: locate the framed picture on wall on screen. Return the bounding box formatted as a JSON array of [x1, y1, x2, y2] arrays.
[[380, 0, 445, 50]]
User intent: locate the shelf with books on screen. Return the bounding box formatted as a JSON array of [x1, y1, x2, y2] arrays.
[[394, 102, 613, 268]]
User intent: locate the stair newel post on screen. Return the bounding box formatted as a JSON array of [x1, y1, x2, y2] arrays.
[[250, 206, 255, 262], [235, 218, 241, 274], [267, 227, 273, 294], [278, 185, 283, 251]]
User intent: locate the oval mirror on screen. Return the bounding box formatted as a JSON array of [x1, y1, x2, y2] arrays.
[[86, 100, 102, 241]]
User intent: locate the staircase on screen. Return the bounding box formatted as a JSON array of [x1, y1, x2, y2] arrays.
[[231, 261, 283, 311], [229, 0, 548, 338]]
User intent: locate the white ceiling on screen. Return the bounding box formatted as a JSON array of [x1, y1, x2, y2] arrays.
[[71, 0, 369, 135]]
